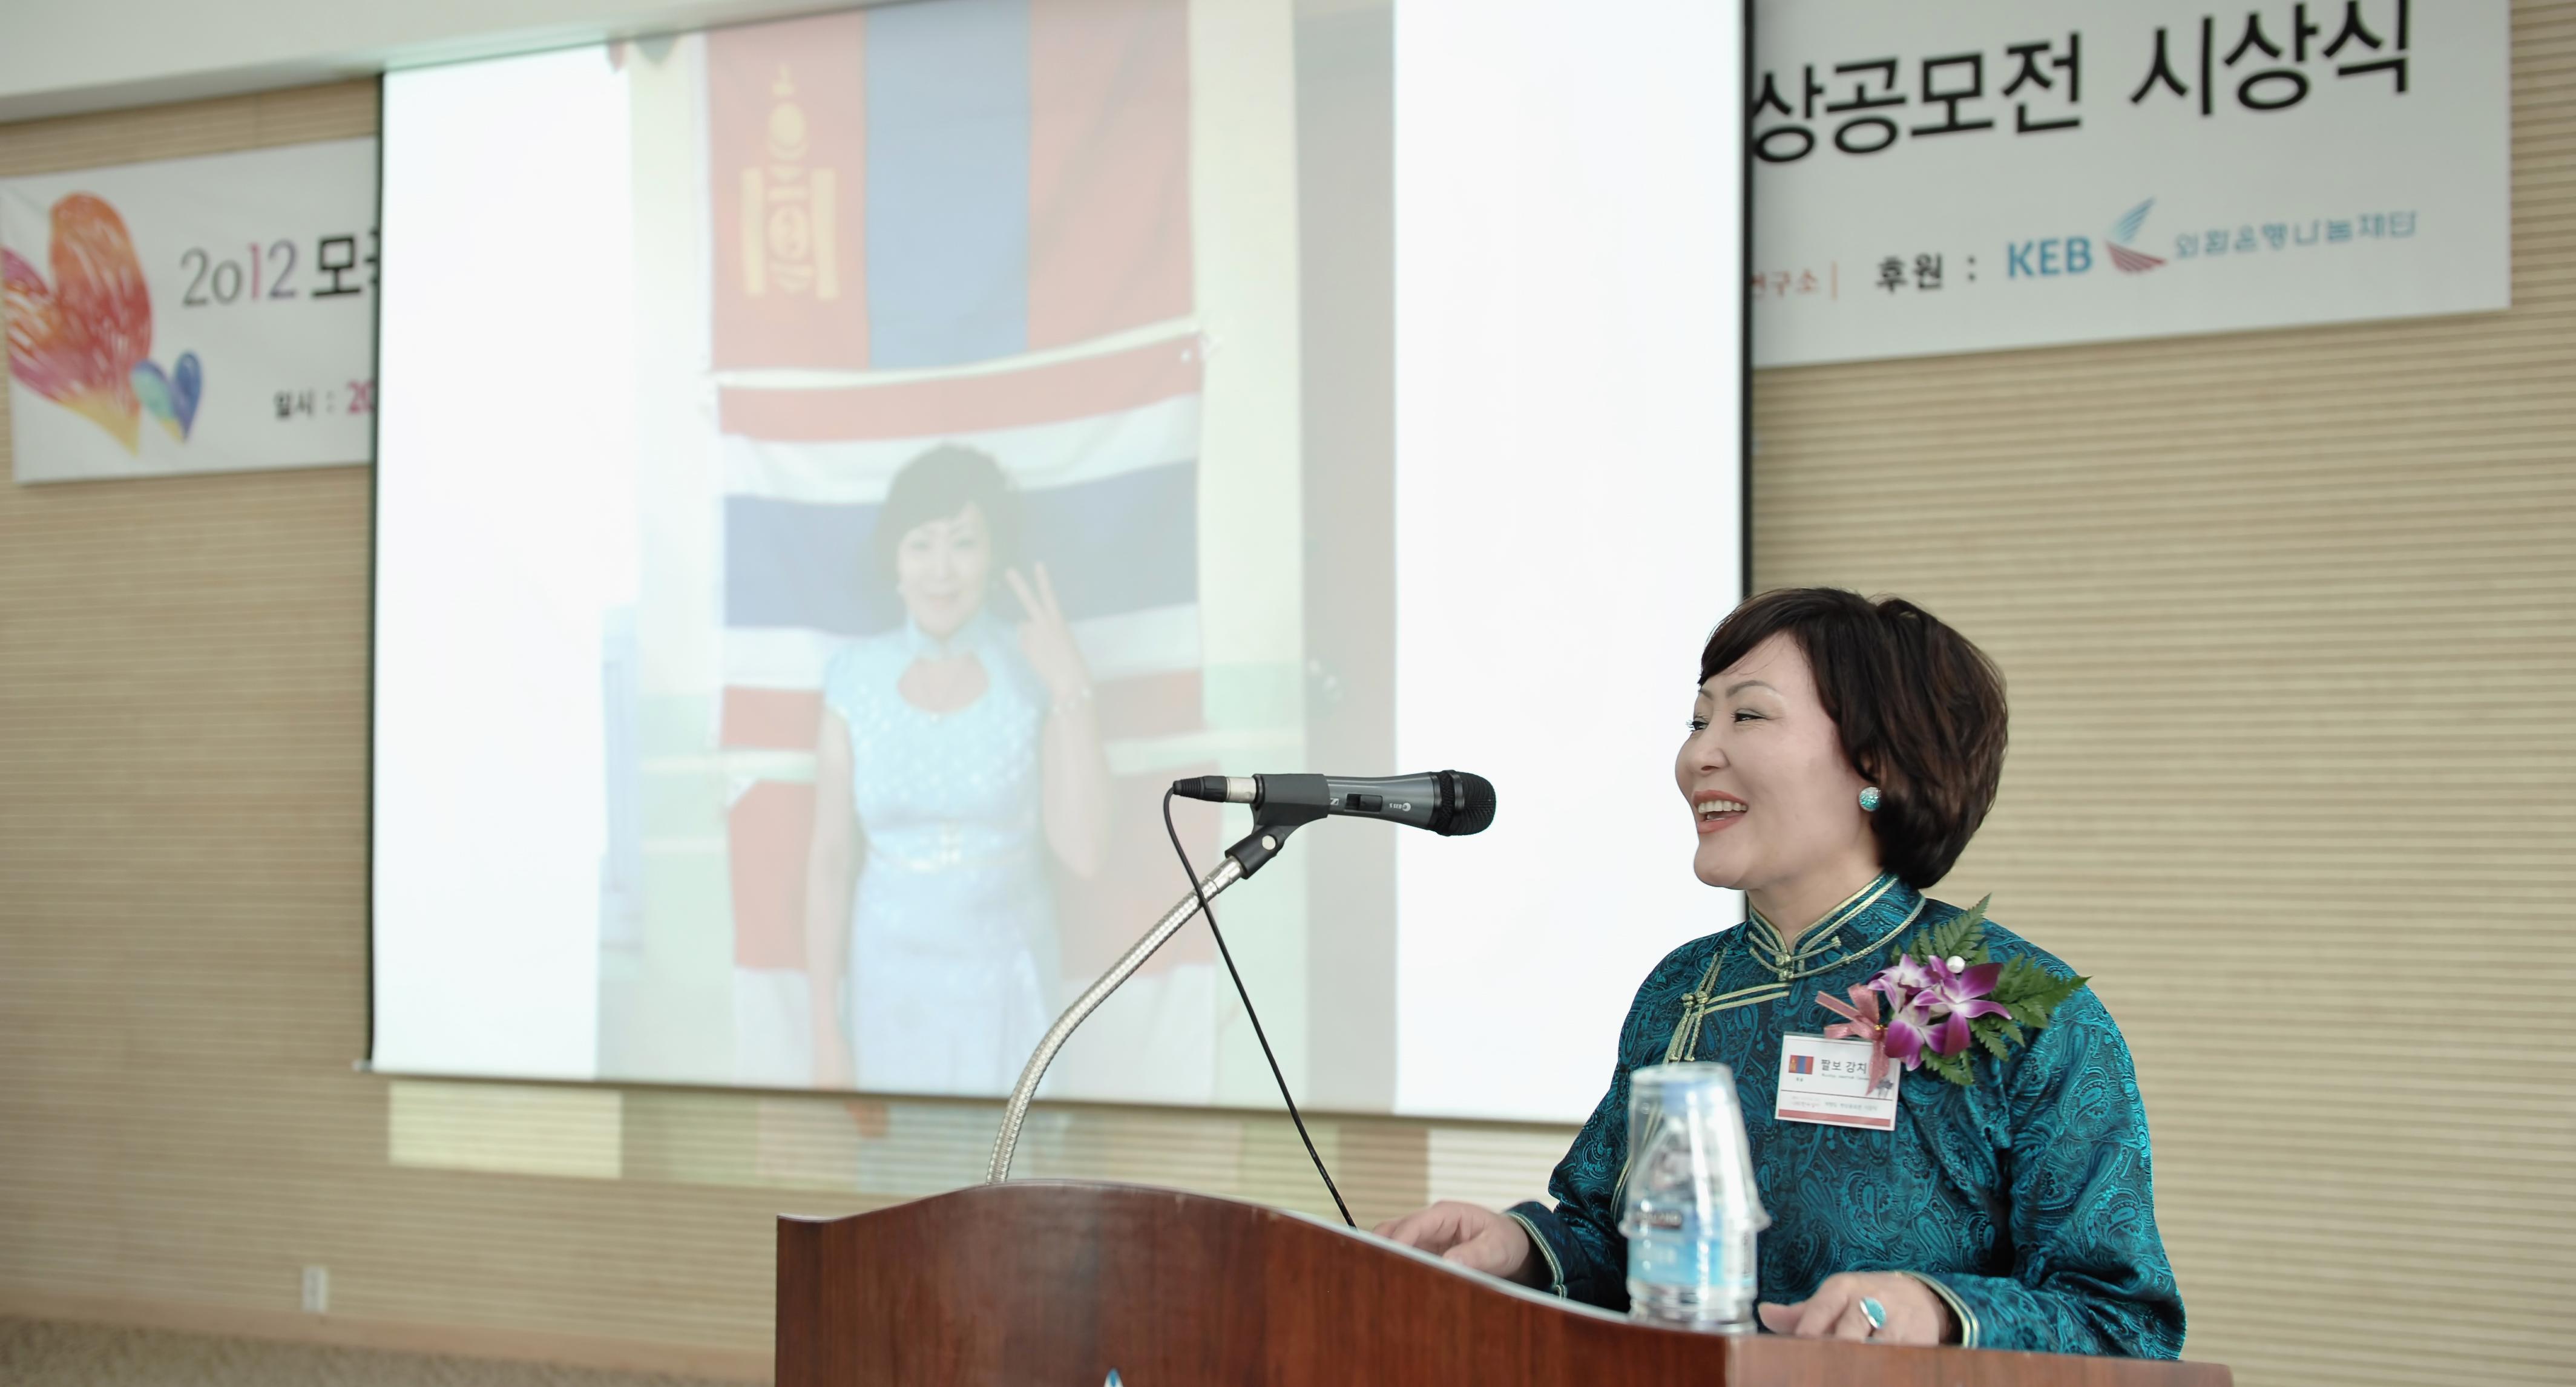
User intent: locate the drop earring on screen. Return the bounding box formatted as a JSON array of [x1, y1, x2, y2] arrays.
[[1858, 786, 1882, 813]]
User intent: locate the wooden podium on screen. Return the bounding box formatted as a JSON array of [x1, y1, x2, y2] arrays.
[[775, 1181, 2230, 1386]]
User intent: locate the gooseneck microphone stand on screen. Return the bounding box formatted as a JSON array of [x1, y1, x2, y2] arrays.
[[984, 793, 1325, 1185]]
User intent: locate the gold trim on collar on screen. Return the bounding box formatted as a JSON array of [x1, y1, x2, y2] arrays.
[[1661, 876, 1925, 1063], [1747, 873, 1899, 966]]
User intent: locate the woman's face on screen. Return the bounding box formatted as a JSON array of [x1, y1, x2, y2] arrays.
[[893, 502, 993, 640], [1674, 632, 1878, 895]]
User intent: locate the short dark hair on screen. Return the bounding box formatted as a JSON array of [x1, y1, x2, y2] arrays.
[[870, 444, 1019, 585], [1698, 588, 2006, 888]]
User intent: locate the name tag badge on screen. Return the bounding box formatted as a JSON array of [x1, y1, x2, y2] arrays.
[[1776, 1033, 1899, 1131]]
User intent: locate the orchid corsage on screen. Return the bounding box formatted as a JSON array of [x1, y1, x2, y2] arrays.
[[1812, 897, 2088, 1089]]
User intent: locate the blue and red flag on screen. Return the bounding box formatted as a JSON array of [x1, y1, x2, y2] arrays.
[[703, 0, 1211, 986]]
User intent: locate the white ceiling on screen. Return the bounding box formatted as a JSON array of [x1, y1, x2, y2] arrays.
[[0, 0, 884, 123]]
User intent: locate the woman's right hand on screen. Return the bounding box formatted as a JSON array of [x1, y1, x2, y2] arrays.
[[1372, 1201, 1545, 1287]]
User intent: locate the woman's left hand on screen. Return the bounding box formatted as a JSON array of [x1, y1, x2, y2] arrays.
[[1006, 564, 1091, 704], [1756, 1271, 1954, 1345]]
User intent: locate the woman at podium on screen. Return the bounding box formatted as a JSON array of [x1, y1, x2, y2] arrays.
[[1376, 589, 2184, 1356]]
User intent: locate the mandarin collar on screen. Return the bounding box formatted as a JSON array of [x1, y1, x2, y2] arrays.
[[1744, 873, 1924, 977]]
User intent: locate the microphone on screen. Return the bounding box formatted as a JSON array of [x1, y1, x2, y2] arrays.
[[993, 771, 1494, 1199], [1169, 770, 1497, 838]]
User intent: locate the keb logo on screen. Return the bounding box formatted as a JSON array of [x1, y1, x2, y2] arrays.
[[2008, 201, 2171, 278], [2005, 237, 2094, 278], [2105, 199, 2169, 274]]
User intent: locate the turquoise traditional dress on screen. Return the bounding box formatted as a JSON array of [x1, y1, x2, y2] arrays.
[[823, 609, 1057, 1097], [1506, 875, 2184, 1357]]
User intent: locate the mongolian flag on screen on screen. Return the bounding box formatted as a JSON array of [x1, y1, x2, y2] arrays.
[[703, 0, 1209, 986]]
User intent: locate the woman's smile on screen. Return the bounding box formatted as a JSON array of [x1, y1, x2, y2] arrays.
[[1691, 790, 1748, 835]]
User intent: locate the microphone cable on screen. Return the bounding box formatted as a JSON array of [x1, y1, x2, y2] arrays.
[[1162, 789, 1356, 1228]]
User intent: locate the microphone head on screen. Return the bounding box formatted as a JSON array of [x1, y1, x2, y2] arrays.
[[1439, 772, 1497, 836]]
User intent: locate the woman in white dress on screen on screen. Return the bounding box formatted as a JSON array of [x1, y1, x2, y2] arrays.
[[803, 445, 1111, 1095]]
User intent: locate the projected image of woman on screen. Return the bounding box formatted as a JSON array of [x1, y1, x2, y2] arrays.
[[803, 445, 1111, 1094]]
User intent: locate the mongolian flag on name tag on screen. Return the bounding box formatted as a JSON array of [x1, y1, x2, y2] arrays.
[[704, 0, 1209, 1022], [1789, 1054, 1816, 1076]]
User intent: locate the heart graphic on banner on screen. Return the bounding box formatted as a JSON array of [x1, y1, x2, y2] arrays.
[[2, 192, 156, 453], [170, 351, 202, 434], [3, 137, 371, 482], [133, 350, 202, 441]]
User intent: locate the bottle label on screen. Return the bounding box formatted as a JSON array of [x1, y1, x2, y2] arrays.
[[1628, 1228, 1755, 1291]]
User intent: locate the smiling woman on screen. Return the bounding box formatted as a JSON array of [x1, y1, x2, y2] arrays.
[[1374, 588, 2184, 1357], [1682, 589, 2008, 923], [801, 444, 1114, 1096]]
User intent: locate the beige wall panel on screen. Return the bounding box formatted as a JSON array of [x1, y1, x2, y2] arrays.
[[5, 7, 2574, 1385]]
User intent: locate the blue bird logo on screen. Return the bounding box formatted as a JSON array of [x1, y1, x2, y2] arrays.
[[2106, 199, 2167, 274]]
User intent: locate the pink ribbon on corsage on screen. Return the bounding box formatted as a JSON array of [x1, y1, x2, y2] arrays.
[[1814, 984, 1894, 1091]]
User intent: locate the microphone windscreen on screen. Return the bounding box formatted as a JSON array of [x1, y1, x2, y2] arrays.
[[1445, 772, 1497, 836]]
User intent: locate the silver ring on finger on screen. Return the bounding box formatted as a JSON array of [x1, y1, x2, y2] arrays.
[[1859, 1296, 1887, 1337]]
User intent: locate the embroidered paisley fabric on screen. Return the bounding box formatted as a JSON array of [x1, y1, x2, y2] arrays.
[[1506, 879, 2184, 1357]]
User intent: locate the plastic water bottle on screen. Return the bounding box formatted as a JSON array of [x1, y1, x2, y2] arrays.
[[1620, 1061, 1769, 1333]]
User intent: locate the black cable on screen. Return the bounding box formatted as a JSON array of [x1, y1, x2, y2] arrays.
[[1162, 789, 1355, 1227]]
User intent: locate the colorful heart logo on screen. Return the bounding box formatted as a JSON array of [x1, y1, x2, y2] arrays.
[[4, 193, 155, 452], [131, 350, 202, 441], [170, 351, 202, 434]]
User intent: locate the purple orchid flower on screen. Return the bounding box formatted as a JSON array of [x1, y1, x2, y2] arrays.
[[1918, 957, 2011, 1057], [1865, 955, 1942, 1067], [1878, 953, 1938, 995], [1865, 953, 2014, 1060], [1879, 993, 1937, 1069]]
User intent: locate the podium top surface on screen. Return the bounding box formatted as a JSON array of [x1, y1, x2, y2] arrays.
[[775, 1179, 2229, 1387]]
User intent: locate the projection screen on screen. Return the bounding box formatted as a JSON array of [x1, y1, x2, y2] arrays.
[[371, 0, 1747, 1124]]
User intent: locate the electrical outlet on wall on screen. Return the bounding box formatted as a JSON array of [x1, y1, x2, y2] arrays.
[[301, 1265, 329, 1314]]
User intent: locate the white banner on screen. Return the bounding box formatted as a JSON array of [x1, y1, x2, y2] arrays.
[[1751, 0, 2510, 367], [3, 139, 377, 483]]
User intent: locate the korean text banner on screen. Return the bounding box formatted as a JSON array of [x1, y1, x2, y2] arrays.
[[1750, 0, 2509, 366], [2, 140, 376, 484]]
